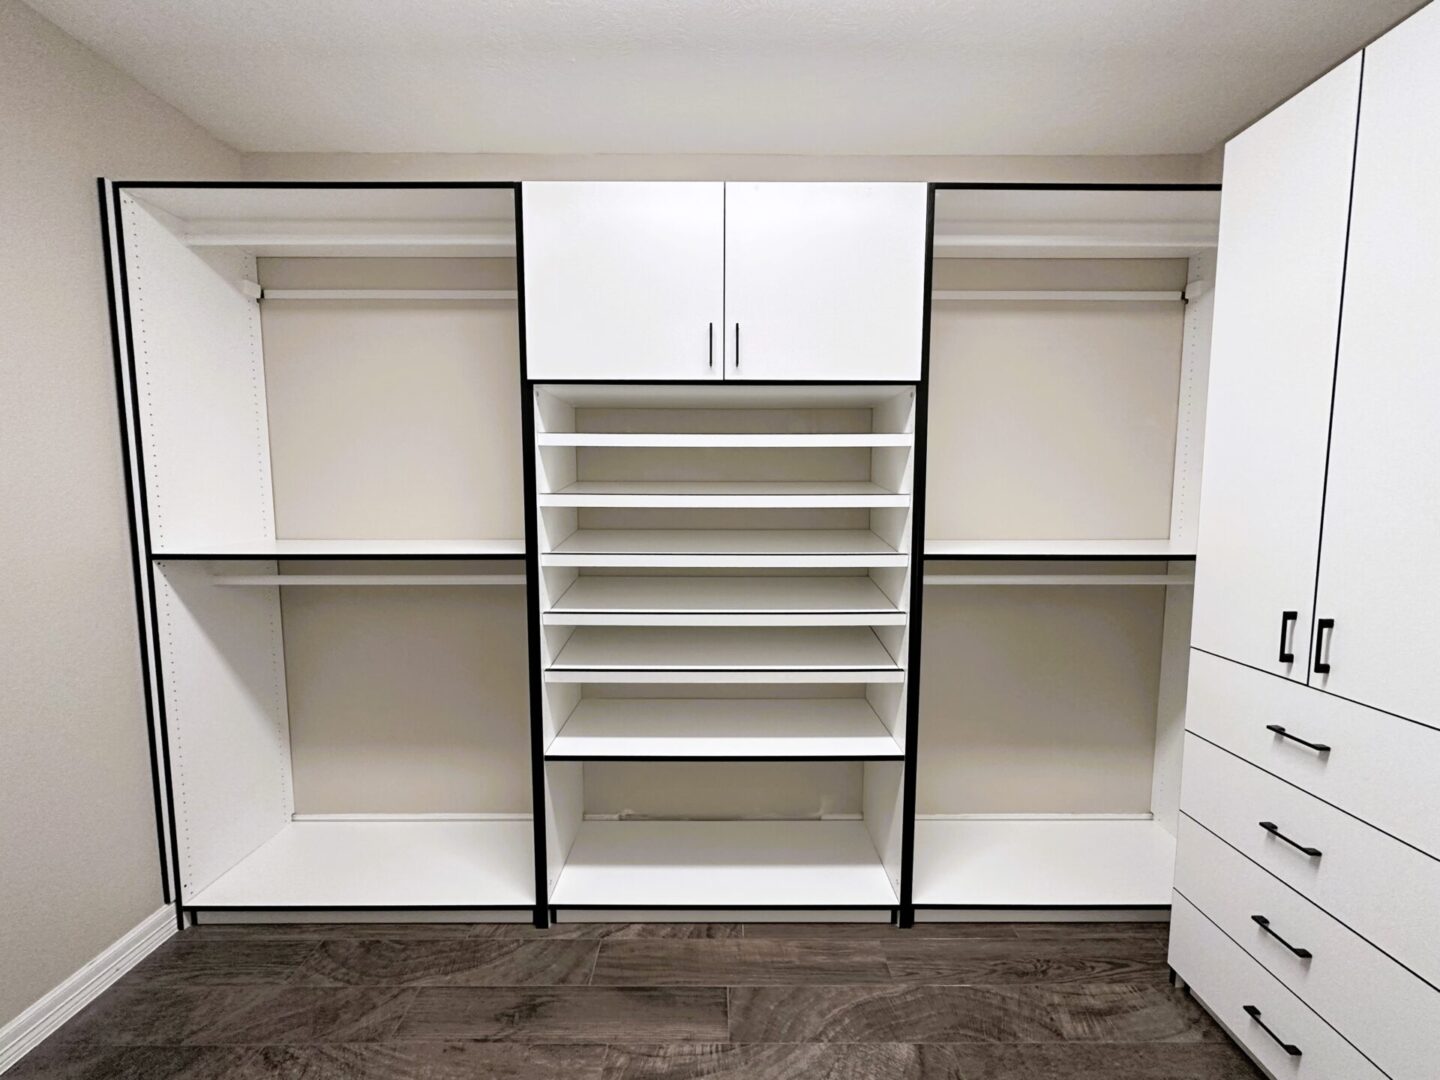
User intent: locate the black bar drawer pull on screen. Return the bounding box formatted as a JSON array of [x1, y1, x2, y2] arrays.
[[734, 323, 741, 368], [1252, 914, 1313, 958], [708, 322, 713, 367], [1278, 610, 1297, 663], [1243, 1005, 1302, 1056], [1265, 724, 1331, 754], [1259, 821, 1323, 858], [1314, 617, 1334, 674]]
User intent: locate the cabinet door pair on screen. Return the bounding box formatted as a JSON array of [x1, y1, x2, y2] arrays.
[[1193, 2, 1440, 725], [521, 182, 927, 382]]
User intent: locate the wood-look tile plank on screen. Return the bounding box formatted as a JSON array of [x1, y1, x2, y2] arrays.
[[743, 923, 1019, 940], [600, 1043, 942, 1079], [232, 1042, 608, 1079], [394, 988, 728, 1042], [3, 1044, 255, 1079], [124, 940, 320, 985], [183, 923, 478, 941], [591, 941, 889, 985], [291, 939, 599, 987], [1045, 982, 1226, 1043], [477, 924, 742, 940], [881, 937, 1169, 985], [1010, 922, 1171, 941], [934, 1042, 1263, 1079]]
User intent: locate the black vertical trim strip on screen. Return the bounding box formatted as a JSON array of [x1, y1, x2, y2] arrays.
[[897, 183, 938, 927], [515, 184, 550, 929], [111, 184, 187, 932], [1307, 52, 1365, 685], [98, 179, 172, 906]]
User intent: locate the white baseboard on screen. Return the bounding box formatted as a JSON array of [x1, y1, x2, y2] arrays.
[[0, 904, 175, 1075]]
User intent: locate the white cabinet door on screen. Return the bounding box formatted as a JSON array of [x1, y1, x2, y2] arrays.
[[723, 183, 926, 381], [1190, 57, 1361, 678], [1311, 4, 1440, 721], [522, 182, 724, 380]]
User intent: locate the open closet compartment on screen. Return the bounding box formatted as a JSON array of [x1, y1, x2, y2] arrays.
[[531, 383, 916, 914], [914, 186, 1218, 913], [110, 183, 535, 916]]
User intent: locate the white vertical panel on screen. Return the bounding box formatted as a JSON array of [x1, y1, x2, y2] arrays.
[[863, 760, 905, 899], [1313, 5, 1440, 721], [1167, 250, 1214, 549], [545, 762, 584, 897], [1189, 57, 1361, 677], [1149, 580, 1192, 834], [154, 560, 291, 901]]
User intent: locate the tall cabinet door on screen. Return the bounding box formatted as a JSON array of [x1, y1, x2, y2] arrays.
[[723, 183, 927, 381], [522, 182, 724, 380], [1311, 4, 1440, 721], [1189, 56, 1361, 679]]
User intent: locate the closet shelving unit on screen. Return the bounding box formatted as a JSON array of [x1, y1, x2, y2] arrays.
[[532, 384, 915, 915], [103, 182, 537, 923], [914, 185, 1220, 913]]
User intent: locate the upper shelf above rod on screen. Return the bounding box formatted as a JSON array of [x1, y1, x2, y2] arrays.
[[211, 574, 526, 587], [239, 283, 518, 301], [931, 290, 1183, 303]]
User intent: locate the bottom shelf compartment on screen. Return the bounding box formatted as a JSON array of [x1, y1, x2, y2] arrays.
[[913, 819, 1176, 908], [186, 820, 536, 909], [550, 819, 899, 908]]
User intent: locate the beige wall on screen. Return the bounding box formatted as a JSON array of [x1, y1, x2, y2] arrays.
[[0, 0, 239, 1029]]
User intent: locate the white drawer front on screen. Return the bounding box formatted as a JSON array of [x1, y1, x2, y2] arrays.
[[1189, 649, 1440, 856], [1175, 815, 1440, 1079], [1170, 893, 1387, 1080], [1181, 734, 1440, 990]]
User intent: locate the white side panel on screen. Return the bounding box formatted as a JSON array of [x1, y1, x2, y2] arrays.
[[725, 183, 926, 381], [545, 762, 584, 899], [1150, 583, 1192, 835], [121, 195, 275, 551], [1312, 5, 1440, 722], [863, 760, 905, 899], [1168, 251, 1214, 549], [1190, 57, 1361, 678], [154, 560, 291, 901], [521, 182, 724, 380]]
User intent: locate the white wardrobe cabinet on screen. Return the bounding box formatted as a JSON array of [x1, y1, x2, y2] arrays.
[[1188, 54, 1361, 680]]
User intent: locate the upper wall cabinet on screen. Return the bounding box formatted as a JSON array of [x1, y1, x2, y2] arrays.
[[1189, 55, 1361, 679], [1311, 2, 1440, 722], [522, 182, 927, 382], [723, 183, 927, 381]]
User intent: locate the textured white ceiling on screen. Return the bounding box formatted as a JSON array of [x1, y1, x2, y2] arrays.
[[24, 0, 1423, 155]]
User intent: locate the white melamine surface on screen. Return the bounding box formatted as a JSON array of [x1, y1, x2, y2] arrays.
[[550, 820, 898, 906], [186, 233, 515, 259], [153, 538, 526, 558], [550, 529, 901, 561], [547, 698, 903, 758], [1190, 56, 1361, 679], [522, 182, 724, 380], [537, 433, 913, 447], [546, 669, 903, 685], [550, 576, 901, 614], [724, 183, 926, 381], [550, 626, 900, 671], [187, 820, 534, 908], [913, 819, 1176, 906], [925, 539, 1193, 559], [539, 481, 908, 508]]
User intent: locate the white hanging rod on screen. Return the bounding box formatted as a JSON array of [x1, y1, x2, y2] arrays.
[[917, 812, 1155, 821], [211, 574, 525, 587], [241, 283, 518, 302], [924, 574, 1193, 586], [931, 289, 1183, 303]]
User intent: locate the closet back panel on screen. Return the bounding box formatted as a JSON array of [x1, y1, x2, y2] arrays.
[[259, 258, 522, 540], [279, 562, 530, 814], [926, 259, 1186, 541], [582, 762, 862, 819], [918, 572, 1165, 814]]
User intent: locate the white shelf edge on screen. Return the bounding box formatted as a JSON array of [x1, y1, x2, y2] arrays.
[[261, 288, 517, 301], [535, 433, 914, 447], [543, 612, 907, 627], [213, 574, 525, 587], [932, 290, 1183, 303], [542, 554, 909, 569], [545, 669, 905, 684], [924, 574, 1193, 587]]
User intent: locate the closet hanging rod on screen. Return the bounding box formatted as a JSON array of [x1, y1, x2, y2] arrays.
[[931, 289, 1184, 303], [243, 285, 519, 302], [211, 574, 525, 587], [924, 574, 1194, 586]]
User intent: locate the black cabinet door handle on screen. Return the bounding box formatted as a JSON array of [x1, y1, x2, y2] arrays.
[[1265, 724, 1331, 754], [734, 323, 740, 368], [1278, 610, 1298, 663], [1314, 617, 1334, 674], [1259, 820, 1323, 858], [1243, 1005, 1302, 1056], [708, 322, 714, 368], [1251, 914, 1313, 958]]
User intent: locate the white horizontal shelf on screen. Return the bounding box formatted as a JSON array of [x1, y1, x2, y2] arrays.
[[546, 669, 903, 685], [932, 289, 1183, 303], [539, 481, 908, 509], [214, 574, 524, 587], [925, 574, 1192, 587], [186, 820, 535, 909], [545, 576, 904, 627], [550, 820, 898, 907], [549, 626, 901, 672], [545, 529, 906, 569], [925, 539, 1194, 560], [931, 230, 1217, 261], [185, 232, 515, 258], [547, 698, 903, 759], [537, 433, 912, 448], [913, 818, 1176, 907], [261, 288, 517, 301], [153, 538, 526, 559]]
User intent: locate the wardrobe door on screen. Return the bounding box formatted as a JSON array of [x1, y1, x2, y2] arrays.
[[723, 183, 926, 381], [1311, 4, 1440, 721], [1189, 56, 1361, 679], [522, 182, 724, 380]]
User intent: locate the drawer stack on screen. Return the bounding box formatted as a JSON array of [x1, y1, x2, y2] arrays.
[[1170, 651, 1440, 1079]]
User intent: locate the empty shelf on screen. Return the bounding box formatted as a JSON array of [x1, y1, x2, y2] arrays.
[[550, 820, 898, 907], [537, 433, 912, 447], [546, 698, 904, 759], [184, 820, 535, 909], [539, 481, 909, 508], [153, 538, 526, 560], [545, 530, 907, 568], [913, 819, 1176, 908], [925, 539, 1195, 561], [545, 576, 905, 626], [185, 232, 515, 259], [549, 626, 901, 672]]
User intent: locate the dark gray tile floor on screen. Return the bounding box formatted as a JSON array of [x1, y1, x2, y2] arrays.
[[10, 921, 1262, 1079]]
